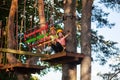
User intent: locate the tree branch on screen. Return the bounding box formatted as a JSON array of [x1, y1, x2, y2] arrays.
[[109, 70, 120, 80]]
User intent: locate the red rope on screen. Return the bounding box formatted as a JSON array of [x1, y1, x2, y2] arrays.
[[24, 24, 48, 39]]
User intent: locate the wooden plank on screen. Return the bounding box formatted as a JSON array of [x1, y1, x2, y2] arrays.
[[41, 51, 66, 60], [13, 63, 46, 73], [66, 52, 85, 57], [41, 52, 85, 64], [0, 48, 49, 57], [42, 52, 85, 60], [50, 57, 80, 65]]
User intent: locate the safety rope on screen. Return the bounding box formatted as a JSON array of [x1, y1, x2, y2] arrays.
[[19, 0, 26, 50], [34, 0, 38, 28]]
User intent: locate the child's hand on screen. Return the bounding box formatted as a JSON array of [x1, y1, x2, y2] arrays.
[[68, 32, 71, 35]]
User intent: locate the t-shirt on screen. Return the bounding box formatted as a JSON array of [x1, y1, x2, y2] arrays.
[[56, 37, 66, 46], [50, 34, 58, 41]]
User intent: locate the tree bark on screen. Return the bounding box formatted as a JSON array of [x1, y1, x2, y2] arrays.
[[7, 0, 18, 64], [80, 0, 93, 80], [62, 0, 77, 80], [6, 0, 35, 80]]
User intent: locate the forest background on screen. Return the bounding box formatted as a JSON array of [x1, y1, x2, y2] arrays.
[[0, 0, 120, 80]]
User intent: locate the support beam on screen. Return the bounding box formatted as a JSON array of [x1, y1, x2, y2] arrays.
[[0, 48, 48, 57]]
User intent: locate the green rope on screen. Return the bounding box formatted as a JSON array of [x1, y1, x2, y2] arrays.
[[26, 33, 48, 43]]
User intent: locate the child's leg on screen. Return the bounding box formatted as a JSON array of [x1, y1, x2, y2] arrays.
[[51, 43, 59, 53], [56, 42, 63, 52]]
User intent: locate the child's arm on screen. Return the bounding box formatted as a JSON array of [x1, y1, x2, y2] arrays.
[[64, 32, 71, 38]]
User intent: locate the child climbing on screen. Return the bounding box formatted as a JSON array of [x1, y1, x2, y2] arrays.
[[43, 26, 58, 54], [43, 26, 61, 53], [43, 26, 70, 54], [56, 29, 70, 49], [49, 27, 70, 53], [53, 28, 70, 53]]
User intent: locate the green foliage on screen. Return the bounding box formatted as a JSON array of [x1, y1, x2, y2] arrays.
[[91, 1, 120, 79], [39, 62, 62, 76], [92, 0, 120, 28], [91, 30, 120, 79], [92, 6, 115, 28], [30, 75, 39, 80], [97, 71, 120, 80], [0, 70, 17, 80], [100, 0, 120, 12], [76, 0, 82, 13], [91, 30, 119, 65], [0, 0, 11, 26]]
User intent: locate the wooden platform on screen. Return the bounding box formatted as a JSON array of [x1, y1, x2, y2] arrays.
[[41, 52, 85, 64], [0, 63, 46, 73]]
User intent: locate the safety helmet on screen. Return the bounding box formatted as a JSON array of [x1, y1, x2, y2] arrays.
[[57, 29, 63, 34], [50, 26, 55, 31]]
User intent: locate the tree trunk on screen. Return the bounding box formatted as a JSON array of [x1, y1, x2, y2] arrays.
[[6, 0, 35, 80], [7, 0, 18, 64], [38, 0, 46, 27], [62, 0, 77, 80], [80, 0, 93, 80]]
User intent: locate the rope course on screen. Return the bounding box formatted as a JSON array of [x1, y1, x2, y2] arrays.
[[0, 0, 85, 71], [23, 0, 64, 49], [23, 0, 49, 48]]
